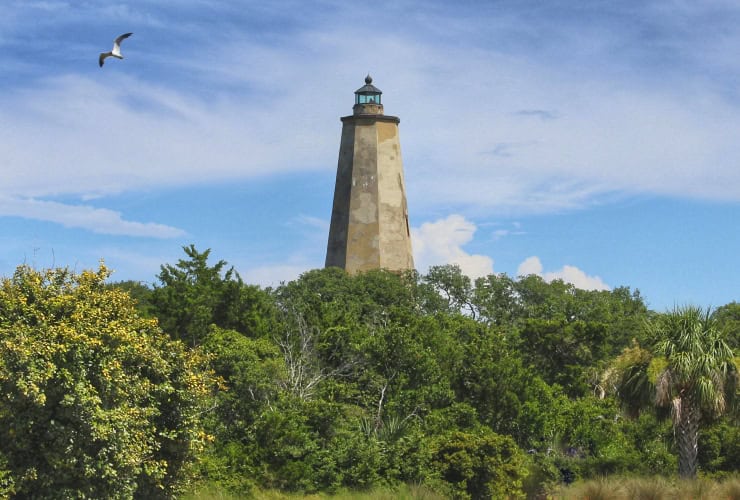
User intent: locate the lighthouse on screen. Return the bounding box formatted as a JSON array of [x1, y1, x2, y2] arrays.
[[325, 75, 414, 274]]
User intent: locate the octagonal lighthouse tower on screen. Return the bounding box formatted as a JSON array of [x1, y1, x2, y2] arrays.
[[325, 76, 414, 274]]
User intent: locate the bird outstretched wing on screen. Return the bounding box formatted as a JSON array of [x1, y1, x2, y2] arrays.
[[114, 32, 133, 46]]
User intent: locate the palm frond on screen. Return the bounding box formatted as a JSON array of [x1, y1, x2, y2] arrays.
[[650, 306, 736, 417]]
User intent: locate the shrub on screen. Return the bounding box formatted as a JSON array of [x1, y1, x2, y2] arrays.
[[0, 265, 216, 498], [426, 429, 528, 499]]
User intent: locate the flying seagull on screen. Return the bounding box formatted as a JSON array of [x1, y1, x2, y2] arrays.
[[99, 32, 133, 67]]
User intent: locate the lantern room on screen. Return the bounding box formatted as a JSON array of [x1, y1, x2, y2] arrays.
[[354, 75, 382, 105]]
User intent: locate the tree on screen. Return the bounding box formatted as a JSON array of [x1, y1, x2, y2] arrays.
[[106, 280, 154, 314], [472, 272, 520, 325], [473, 272, 647, 345], [196, 325, 286, 494], [448, 316, 564, 448], [424, 265, 477, 317], [653, 306, 737, 478], [273, 267, 458, 414], [599, 341, 655, 417], [150, 245, 273, 346], [0, 265, 216, 498], [712, 301, 740, 350], [473, 273, 648, 397], [606, 306, 738, 478], [516, 318, 610, 396], [427, 429, 529, 499]]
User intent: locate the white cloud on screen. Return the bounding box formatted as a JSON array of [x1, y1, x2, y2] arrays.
[[517, 256, 610, 291], [550, 265, 610, 291], [0, 196, 185, 238], [412, 215, 494, 279], [517, 256, 544, 276]]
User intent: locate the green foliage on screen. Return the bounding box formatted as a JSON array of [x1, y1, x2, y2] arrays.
[[470, 270, 648, 397], [474, 272, 647, 338], [249, 400, 384, 493], [603, 341, 655, 417], [652, 306, 736, 418], [556, 398, 636, 475], [449, 317, 565, 448], [106, 279, 154, 313], [713, 301, 740, 350], [426, 429, 528, 499], [698, 418, 740, 475], [273, 268, 459, 413], [472, 272, 520, 325], [151, 245, 273, 346], [199, 320, 389, 494], [0, 264, 216, 499], [203, 326, 283, 425], [195, 264, 727, 496], [529, 396, 676, 487], [196, 326, 285, 495], [607, 305, 738, 479], [0, 453, 13, 498], [423, 265, 476, 317], [196, 440, 257, 496], [472, 272, 585, 324], [516, 318, 610, 396], [2, 251, 739, 498], [622, 412, 676, 475]]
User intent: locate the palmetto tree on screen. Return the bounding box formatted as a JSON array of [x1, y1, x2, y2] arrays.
[[605, 305, 737, 478]]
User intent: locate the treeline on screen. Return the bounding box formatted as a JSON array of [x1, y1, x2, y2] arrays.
[[0, 245, 738, 498]]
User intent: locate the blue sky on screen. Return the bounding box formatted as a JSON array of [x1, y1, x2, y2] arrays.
[[1, 0, 738, 311]]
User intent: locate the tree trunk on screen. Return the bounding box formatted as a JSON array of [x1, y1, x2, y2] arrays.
[[676, 400, 701, 479]]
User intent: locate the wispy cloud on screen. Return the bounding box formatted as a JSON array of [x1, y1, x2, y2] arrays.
[[0, 196, 185, 238], [0, 73, 335, 199]]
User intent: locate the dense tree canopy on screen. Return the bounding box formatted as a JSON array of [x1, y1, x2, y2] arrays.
[[1, 246, 737, 498], [150, 245, 273, 346]]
